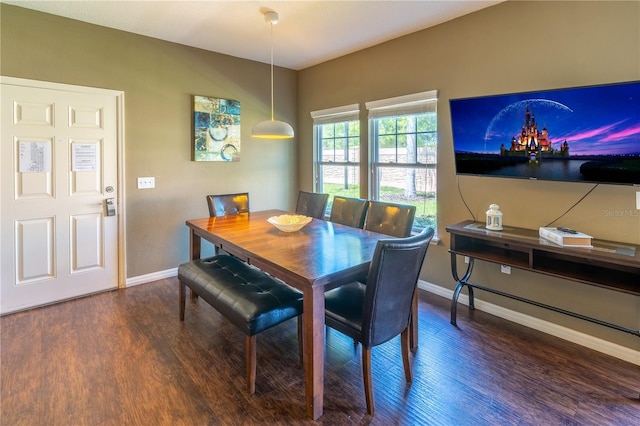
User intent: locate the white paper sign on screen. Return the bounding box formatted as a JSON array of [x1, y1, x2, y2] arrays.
[[19, 141, 52, 173], [72, 143, 97, 171]]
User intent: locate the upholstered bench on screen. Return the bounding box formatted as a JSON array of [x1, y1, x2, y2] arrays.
[[178, 255, 303, 394]]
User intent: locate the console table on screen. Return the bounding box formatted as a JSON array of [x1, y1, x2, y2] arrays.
[[446, 221, 640, 337]]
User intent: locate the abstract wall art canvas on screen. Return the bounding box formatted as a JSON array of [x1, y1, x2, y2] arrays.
[[193, 96, 241, 161]]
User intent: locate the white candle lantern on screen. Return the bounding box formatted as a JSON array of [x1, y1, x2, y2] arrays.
[[486, 204, 503, 231]]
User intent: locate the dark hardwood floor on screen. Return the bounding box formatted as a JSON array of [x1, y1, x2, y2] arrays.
[[1, 278, 638, 425]]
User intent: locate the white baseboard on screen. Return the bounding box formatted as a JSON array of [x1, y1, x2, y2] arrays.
[[418, 280, 639, 366], [126, 267, 177, 287]]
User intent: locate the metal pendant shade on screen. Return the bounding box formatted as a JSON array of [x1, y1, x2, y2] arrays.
[[251, 119, 294, 139], [251, 10, 294, 139]]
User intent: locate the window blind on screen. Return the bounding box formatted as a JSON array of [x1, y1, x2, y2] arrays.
[[366, 90, 437, 117], [310, 103, 360, 125]]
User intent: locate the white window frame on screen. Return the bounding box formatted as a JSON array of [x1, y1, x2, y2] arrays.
[[311, 103, 360, 197], [366, 90, 438, 233]]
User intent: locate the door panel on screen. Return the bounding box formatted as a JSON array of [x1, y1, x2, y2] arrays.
[[70, 212, 103, 273], [70, 139, 102, 194], [15, 217, 55, 283], [15, 137, 55, 198], [1, 80, 121, 314], [14, 100, 54, 126]]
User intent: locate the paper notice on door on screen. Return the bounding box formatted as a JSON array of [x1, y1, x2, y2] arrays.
[[72, 143, 97, 171], [19, 141, 52, 173]]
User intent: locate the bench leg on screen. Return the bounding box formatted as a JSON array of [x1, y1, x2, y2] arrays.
[[179, 280, 186, 321], [246, 335, 257, 394]]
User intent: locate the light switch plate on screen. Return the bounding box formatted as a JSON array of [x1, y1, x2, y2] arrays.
[[137, 177, 155, 189], [636, 191, 640, 210], [500, 264, 511, 274]]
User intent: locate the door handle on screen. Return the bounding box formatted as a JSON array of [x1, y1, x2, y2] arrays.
[[105, 198, 116, 216]]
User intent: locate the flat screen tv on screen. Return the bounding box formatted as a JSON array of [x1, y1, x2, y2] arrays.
[[450, 81, 640, 186]]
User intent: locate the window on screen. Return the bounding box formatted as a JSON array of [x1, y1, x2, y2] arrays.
[[366, 91, 438, 232], [311, 104, 361, 214]]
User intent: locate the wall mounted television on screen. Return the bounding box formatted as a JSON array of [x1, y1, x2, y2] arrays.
[[449, 80, 640, 186]]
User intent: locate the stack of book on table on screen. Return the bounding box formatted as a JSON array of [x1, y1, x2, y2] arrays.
[[539, 227, 593, 248]]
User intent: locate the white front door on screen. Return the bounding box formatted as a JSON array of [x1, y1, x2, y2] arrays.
[[1, 78, 123, 314]]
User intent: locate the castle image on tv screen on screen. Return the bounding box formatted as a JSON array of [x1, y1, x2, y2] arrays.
[[450, 81, 640, 185]]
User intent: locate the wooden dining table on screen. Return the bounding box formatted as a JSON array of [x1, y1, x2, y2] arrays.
[[185, 209, 388, 420]]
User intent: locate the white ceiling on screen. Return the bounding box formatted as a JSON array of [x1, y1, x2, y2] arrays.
[[3, 0, 503, 70]]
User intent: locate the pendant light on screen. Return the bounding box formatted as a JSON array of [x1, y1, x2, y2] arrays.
[[251, 10, 295, 139]]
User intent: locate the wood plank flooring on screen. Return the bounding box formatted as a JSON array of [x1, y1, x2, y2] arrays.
[[1, 278, 638, 425]]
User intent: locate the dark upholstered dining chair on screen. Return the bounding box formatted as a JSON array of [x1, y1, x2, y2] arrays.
[[295, 191, 329, 219], [363, 200, 416, 238], [206, 192, 249, 217], [363, 200, 419, 349], [329, 196, 369, 228], [204, 192, 250, 260], [324, 226, 435, 414]]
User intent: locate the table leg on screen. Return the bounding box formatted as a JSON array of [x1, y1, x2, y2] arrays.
[[303, 285, 325, 420], [189, 229, 201, 260], [189, 228, 202, 299], [450, 253, 474, 325]]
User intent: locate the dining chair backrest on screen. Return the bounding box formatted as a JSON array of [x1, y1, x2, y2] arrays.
[[362, 226, 434, 347], [363, 200, 416, 238], [329, 196, 369, 228], [206, 192, 249, 217], [295, 191, 329, 219]]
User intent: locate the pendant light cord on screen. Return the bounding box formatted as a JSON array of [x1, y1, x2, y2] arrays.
[[269, 22, 275, 121]]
